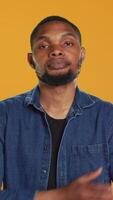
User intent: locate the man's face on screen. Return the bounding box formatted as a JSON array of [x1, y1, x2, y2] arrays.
[[29, 21, 85, 86]]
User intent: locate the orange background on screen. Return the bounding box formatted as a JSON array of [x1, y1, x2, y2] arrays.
[[0, 0, 113, 102]]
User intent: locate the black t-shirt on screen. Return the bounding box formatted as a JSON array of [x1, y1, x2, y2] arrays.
[[46, 113, 67, 190]]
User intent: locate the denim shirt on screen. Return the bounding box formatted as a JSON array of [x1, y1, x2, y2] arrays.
[[0, 86, 113, 200]]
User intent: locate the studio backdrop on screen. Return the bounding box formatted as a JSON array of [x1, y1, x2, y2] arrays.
[[0, 0, 113, 102]]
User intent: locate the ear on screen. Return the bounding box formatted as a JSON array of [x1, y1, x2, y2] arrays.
[[27, 53, 36, 69], [80, 47, 86, 63]]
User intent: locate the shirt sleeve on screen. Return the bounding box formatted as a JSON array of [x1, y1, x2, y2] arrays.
[[0, 140, 37, 200], [0, 102, 37, 200], [0, 189, 36, 200], [0, 102, 5, 185], [108, 120, 113, 181]]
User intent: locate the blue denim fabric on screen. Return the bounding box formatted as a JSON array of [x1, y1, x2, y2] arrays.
[[0, 85, 113, 199]]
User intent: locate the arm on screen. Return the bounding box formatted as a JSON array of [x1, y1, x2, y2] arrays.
[[0, 189, 36, 200], [0, 103, 37, 200], [0, 139, 37, 200], [108, 120, 113, 181]]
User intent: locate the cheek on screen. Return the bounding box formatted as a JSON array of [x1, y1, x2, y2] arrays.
[[69, 54, 80, 66], [35, 62, 46, 76], [34, 53, 46, 67], [66, 48, 81, 60]]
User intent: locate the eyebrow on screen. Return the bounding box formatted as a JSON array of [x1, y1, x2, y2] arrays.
[[36, 32, 77, 42], [36, 35, 48, 41], [62, 32, 77, 38]]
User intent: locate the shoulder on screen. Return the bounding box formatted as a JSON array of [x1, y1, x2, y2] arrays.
[[0, 88, 35, 113], [79, 88, 113, 110], [76, 87, 113, 112], [88, 92, 113, 111], [77, 87, 113, 124], [80, 90, 113, 130]]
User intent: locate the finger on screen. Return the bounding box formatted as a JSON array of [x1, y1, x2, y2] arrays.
[[90, 185, 112, 200], [89, 183, 112, 192], [78, 167, 103, 183], [83, 187, 112, 200], [93, 192, 113, 200], [78, 188, 112, 200], [90, 193, 112, 200]]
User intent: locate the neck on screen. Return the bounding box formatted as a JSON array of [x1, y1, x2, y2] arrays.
[[39, 81, 77, 119]]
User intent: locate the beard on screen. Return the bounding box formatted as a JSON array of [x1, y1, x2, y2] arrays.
[[37, 70, 76, 86], [35, 59, 82, 86]]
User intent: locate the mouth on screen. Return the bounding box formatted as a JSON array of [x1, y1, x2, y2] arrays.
[[47, 59, 71, 70]]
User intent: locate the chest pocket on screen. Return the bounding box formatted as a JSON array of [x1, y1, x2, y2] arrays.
[[69, 143, 110, 183]]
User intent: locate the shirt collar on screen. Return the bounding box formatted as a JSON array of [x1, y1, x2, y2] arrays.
[[74, 87, 96, 109], [24, 86, 43, 111], [24, 85, 96, 112]]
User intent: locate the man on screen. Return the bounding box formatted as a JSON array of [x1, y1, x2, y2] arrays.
[[0, 16, 113, 200]]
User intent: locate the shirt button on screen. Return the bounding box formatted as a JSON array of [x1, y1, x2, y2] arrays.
[[43, 169, 47, 174]]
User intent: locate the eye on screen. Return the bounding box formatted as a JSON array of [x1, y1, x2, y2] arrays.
[[39, 44, 49, 49], [64, 41, 73, 47]]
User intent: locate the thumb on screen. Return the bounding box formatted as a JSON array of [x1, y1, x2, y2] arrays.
[[78, 167, 103, 183]]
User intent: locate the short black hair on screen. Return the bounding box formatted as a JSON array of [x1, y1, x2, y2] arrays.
[[30, 16, 82, 49]]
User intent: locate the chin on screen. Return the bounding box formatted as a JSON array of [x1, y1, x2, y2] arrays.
[[37, 69, 76, 87]]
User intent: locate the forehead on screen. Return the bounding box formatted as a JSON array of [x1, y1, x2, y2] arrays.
[[35, 21, 77, 37]]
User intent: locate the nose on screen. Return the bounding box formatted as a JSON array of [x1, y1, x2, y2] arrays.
[[49, 46, 64, 58]]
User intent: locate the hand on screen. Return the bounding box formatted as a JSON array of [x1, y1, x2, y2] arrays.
[[35, 168, 113, 200], [63, 167, 112, 200]]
